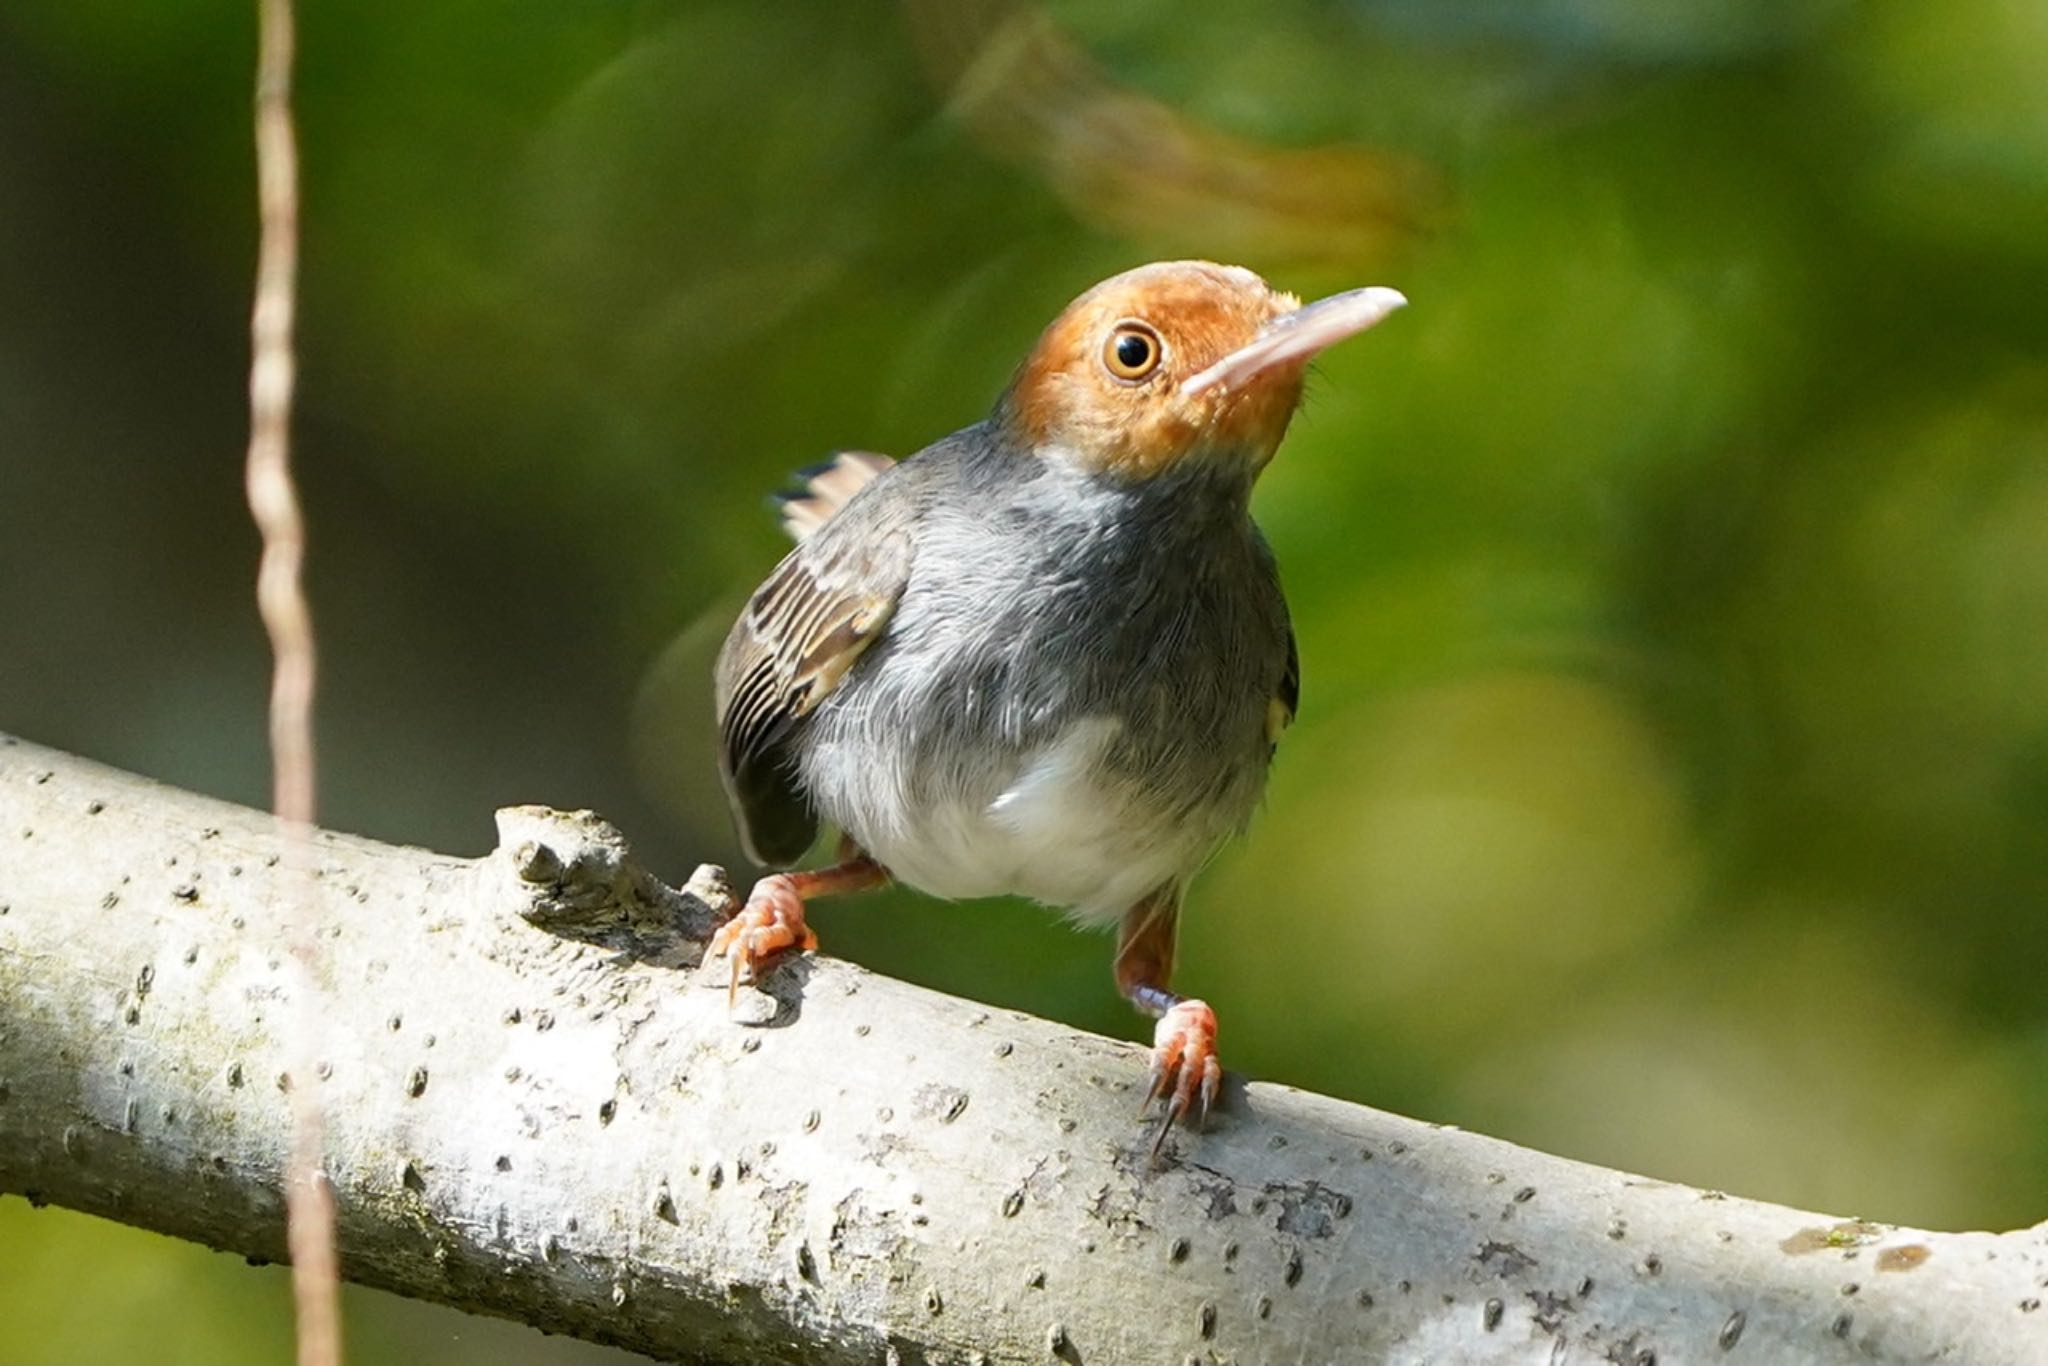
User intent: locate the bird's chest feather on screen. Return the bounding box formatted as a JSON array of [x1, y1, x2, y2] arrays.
[[844, 713, 1194, 920], [797, 473, 1290, 917]]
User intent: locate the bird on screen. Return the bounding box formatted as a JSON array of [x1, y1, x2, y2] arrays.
[[710, 260, 1406, 1140]]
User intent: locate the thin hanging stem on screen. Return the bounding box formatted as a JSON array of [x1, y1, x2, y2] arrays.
[[244, 0, 342, 1360]]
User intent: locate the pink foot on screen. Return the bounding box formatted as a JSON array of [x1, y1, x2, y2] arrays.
[[1145, 999, 1222, 1149], [707, 873, 818, 1005]]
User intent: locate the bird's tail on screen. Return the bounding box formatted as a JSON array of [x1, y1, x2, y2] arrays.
[[776, 450, 896, 543]]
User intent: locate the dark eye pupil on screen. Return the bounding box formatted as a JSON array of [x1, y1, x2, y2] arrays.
[[1115, 333, 1153, 370]]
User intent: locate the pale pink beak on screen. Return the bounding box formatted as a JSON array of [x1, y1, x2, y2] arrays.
[[1180, 286, 1408, 397]]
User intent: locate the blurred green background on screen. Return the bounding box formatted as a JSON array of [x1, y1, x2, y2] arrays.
[[4, 0, 2047, 1360]]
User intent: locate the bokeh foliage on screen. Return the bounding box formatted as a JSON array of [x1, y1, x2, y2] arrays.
[[3, 0, 2045, 1360]]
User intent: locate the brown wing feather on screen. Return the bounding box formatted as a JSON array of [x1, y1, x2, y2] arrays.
[[715, 501, 913, 867]]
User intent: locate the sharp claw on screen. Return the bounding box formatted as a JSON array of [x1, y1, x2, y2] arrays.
[[1149, 1100, 1177, 1158], [1174, 1065, 1199, 1127], [1144, 1030, 1185, 1112], [726, 944, 742, 1010], [1141, 1060, 1167, 1114]]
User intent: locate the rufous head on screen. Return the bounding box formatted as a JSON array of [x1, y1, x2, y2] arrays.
[[998, 260, 1405, 481]]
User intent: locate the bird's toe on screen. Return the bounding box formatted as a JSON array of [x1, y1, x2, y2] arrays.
[[707, 873, 816, 1006], [1146, 998, 1221, 1151]]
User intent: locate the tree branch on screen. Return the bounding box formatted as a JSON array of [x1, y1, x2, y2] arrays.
[[1, 732, 2043, 1364]]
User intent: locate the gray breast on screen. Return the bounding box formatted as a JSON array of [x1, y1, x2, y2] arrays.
[[796, 443, 1292, 901]]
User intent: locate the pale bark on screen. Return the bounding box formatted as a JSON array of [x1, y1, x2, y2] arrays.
[[1, 732, 2044, 1364]]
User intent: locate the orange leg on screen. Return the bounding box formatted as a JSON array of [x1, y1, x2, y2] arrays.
[[709, 851, 887, 1004], [1115, 888, 1222, 1151]]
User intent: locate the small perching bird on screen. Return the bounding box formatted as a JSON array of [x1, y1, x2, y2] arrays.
[[712, 261, 1406, 1139]]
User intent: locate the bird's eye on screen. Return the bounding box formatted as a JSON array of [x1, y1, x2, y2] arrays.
[[1102, 323, 1163, 382]]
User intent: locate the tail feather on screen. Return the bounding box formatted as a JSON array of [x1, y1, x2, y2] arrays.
[[776, 450, 895, 542]]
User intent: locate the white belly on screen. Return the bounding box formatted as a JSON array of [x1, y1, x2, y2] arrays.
[[815, 716, 1206, 924]]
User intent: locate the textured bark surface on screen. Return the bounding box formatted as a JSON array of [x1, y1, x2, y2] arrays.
[[2, 732, 2045, 1364]]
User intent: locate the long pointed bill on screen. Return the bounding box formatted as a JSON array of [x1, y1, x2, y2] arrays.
[[1180, 286, 1408, 397]]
